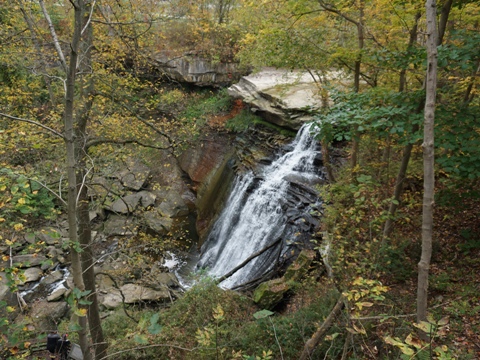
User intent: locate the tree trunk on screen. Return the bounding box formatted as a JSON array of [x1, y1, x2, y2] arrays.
[[350, 0, 364, 171], [382, 12, 425, 239], [64, 1, 92, 358], [417, 0, 438, 329], [75, 3, 108, 357], [299, 296, 345, 360]]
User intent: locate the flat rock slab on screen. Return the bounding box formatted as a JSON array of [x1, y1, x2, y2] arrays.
[[100, 284, 170, 309], [228, 68, 335, 130], [12, 254, 47, 268], [17, 267, 43, 285]]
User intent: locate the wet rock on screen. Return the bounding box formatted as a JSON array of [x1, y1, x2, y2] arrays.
[[47, 285, 69, 302], [12, 254, 47, 268], [17, 267, 43, 285], [41, 270, 64, 286]]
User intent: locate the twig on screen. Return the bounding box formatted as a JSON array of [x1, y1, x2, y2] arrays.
[[269, 317, 284, 360]]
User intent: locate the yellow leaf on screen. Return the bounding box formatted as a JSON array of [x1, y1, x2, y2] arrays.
[[13, 223, 24, 231], [74, 308, 88, 317]]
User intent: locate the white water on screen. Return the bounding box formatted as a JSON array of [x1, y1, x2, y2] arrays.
[[197, 123, 322, 288]]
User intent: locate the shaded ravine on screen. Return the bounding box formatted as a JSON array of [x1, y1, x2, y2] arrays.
[[196, 123, 325, 288]]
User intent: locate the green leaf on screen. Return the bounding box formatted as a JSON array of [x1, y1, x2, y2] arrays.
[[134, 334, 149, 344], [148, 323, 162, 335], [253, 310, 274, 319]]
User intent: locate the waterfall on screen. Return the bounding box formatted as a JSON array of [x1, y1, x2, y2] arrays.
[[196, 123, 324, 288]]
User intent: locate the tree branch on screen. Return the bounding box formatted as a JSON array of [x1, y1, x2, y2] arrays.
[[38, 0, 68, 72], [0, 112, 64, 139], [85, 137, 172, 151]]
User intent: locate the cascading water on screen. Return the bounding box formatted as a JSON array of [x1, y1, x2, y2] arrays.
[[196, 123, 324, 288]]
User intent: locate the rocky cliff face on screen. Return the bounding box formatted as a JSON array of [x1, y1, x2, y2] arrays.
[[154, 52, 247, 87], [228, 69, 325, 131]]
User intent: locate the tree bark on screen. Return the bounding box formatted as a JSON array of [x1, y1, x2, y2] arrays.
[[64, 1, 92, 359], [75, 2, 108, 357], [417, 0, 438, 330]]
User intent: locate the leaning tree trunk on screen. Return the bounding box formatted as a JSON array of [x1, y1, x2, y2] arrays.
[[417, 0, 438, 329]]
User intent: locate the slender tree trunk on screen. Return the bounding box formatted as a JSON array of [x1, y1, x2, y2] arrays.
[[383, 143, 413, 239], [382, 12, 421, 239], [437, 0, 453, 46], [75, 3, 108, 357], [350, 0, 364, 171], [64, 1, 92, 359], [417, 0, 438, 328]]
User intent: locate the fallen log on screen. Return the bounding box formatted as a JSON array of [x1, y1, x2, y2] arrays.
[[214, 238, 282, 285], [299, 295, 345, 360]]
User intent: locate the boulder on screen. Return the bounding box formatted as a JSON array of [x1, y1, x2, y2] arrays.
[[28, 300, 69, 330], [100, 284, 170, 309], [41, 270, 64, 286], [36, 227, 62, 245], [103, 215, 137, 236], [283, 249, 316, 282], [143, 210, 173, 236], [106, 191, 156, 214], [253, 278, 290, 310], [115, 159, 151, 190], [0, 272, 9, 301], [253, 249, 317, 309], [17, 267, 43, 285], [47, 285, 69, 302], [88, 175, 124, 199], [156, 192, 189, 218], [12, 254, 47, 268]]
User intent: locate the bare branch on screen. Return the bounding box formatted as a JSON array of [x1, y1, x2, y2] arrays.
[[0, 112, 64, 139], [85, 137, 172, 150], [38, 0, 68, 72], [81, 0, 96, 36]]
